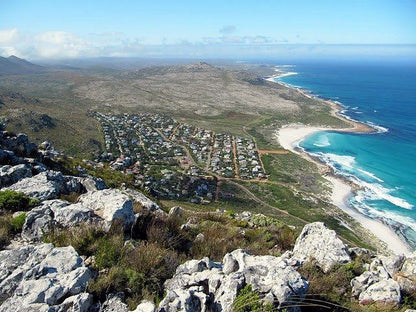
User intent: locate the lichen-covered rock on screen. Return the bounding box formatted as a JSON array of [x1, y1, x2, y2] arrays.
[[397, 252, 416, 294], [351, 255, 404, 305], [51, 293, 93, 312], [159, 249, 308, 312], [5, 170, 76, 201], [78, 189, 135, 231], [169, 206, 183, 218], [79, 175, 107, 192], [101, 293, 129, 312], [358, 279, 401, 305], [21, 204, 55, 241], [132, 300, 156, 312], [122, 188, 163, 213], [21, 189, 137, 240], [0, 164, 32, 188], [292, 222, 351, 272], [0, 244, 92, 312]]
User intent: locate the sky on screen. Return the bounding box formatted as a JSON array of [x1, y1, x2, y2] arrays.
[[0, 0, 415, 60]]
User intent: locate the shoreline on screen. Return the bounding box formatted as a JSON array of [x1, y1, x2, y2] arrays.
[[277, 125, 411, 255], [269, 74, 412, 255]]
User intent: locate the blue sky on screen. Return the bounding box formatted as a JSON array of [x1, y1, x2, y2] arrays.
[[0, 0, 415, 59]]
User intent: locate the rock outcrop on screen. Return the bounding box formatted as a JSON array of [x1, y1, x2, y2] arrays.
[[159, 249, 308, 312], [351, 255, 405, 304], [78, 189, 135, 231], [0, 244, 92, 312], [0, 164, 32, 188], [396, 252, 416, 295], [5, 170, 83, 201], [122, 188, 162, 213], [292, 222, 351, 272], [21, 189, 136, 241]]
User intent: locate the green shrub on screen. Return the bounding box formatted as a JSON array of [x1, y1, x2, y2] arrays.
[[0, 215, 12, 249], [94, 234, 124, 269], [89, 242, 181, 309], [190, 222, 242, 260], [43, 224, 109, 257], [10, 212, 26, 232], [299, 260, 360, 310], [0, 190, 38, 212], [232, 285, 273, 312]]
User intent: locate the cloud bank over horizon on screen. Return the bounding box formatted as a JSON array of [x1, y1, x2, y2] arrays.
[[1, 28, 415, 61]]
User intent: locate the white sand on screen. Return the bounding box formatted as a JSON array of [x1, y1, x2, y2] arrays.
[[265, 71, 297, 82], [277, 125, 412, 255]]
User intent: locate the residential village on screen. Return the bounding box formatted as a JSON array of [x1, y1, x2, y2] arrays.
[[92, 112, 267, 203]]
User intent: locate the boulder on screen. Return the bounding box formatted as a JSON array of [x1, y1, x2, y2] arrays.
[[5, 170, 87, 202], [351, 255, 404, 305], [122, 188, 163, 213], [0, 164, 32, 187], [79, 175, 107, 192], [51, 202, 95, 227], [101, 293, 128, 312], [21, 189, 136, 239], [0, 244, 92, 311], [292, 222, 351, 272], [78, 189, 135, 231], [397, 253, 416, 294], [21, 205, 54, 241], [6, 171, 65, 201], [169, 206, 183, 218], [358, 279, 401, 305], [51, 293, 93, 312], [159, 249, 308, 312], [132, 300, 156, 312]]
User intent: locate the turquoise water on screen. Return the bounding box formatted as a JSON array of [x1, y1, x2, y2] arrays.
[[275, 60, 416, 249]]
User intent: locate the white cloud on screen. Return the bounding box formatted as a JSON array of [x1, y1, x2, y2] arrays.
[[0, 28, 20, 44], [0, 28, 282, 59]]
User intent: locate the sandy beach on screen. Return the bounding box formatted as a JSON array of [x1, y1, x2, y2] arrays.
[[277, 124, 412, 255], [265, 71, 297, 82]]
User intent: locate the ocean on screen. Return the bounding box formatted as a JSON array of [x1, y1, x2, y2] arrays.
[[272, 59, 416, 249]]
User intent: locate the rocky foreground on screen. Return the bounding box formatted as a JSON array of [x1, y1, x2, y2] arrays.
[[0, 129, 415, 312]]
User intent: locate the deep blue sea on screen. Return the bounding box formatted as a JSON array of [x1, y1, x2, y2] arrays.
[[273, 59, 416, 249]]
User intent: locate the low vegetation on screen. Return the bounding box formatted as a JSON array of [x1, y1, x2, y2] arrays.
[[44, 205, 297, 308], [0, 190, 39, 248], [232, 285, 273, 312]]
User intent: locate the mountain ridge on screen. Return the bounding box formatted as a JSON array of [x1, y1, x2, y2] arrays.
[[0, 55, 45, 75]]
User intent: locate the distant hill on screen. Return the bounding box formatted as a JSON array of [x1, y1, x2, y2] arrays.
[[0, 55, 45, 75]]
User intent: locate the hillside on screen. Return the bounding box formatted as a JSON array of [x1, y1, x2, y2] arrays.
[[0, 61, 346, 155], [0, 55, 45, 75], [0, 130, 415, 312]]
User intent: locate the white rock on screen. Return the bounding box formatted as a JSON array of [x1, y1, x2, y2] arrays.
[[0, 164, 32, 187], [132, 300, 156, 312], [79, 175, 107, 192], [52, 293, 93, 312], [292, 222, 350, 272], [159, 249, 308, 312], [78, 189, 135, 230], [0, 244, 92, 311], [22, 200, 71, 241], [169, 206, 183, 218], [101, 293, 128, 312], [397, 253, 416, 294], [351, 255, 405, 305], [358, 279, 401, 304], [6, 171, 64, 201], [51, 202, 94, 227], [122, 188, 163, 213]]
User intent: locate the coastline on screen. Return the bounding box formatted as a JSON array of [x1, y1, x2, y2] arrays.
[[277, 125, 411, 255], [269, 73, 412, 255]]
